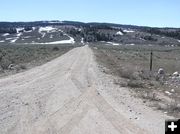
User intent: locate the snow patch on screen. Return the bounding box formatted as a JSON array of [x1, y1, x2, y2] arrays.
[[17, 33, 22, 37], [43, 39, 74, 44], [39, 26, 57, 38], [25, 34, 75, 45], [59, 29, 63, 32], [11, 37, 19, 43], [39, 26, 56, 33], [9, 33, 22, 43], [23, 36, 31, 39], [32, 27, 36, 30], [107, 42, 120, 46], [6, 37, 16, 40], [123, 29, 134, 33], [16, 28, 24, 33], [126, 43, 135, 46], [178, 40, 180, 43], [2, 33, 10, 36], [116, 31, 123, 35], [42, 33, 46, 38], [0, 40, 5, 43], [81, 38, 84, 44]]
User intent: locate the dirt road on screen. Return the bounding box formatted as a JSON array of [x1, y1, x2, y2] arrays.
[[0, 45, 169, 134]]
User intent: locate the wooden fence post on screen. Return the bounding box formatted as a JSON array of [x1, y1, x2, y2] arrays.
[[150, 50, 153, 71]]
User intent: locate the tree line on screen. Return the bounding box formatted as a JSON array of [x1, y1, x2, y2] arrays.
[[144, 28, 180, 40], [67, 26, 121, 42]]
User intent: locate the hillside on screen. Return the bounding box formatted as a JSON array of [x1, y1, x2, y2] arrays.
[[0, 21, 180, 46]]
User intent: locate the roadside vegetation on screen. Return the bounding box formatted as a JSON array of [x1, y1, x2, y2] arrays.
[[91, 43, 180, 117], [0, 44, 78, 77]]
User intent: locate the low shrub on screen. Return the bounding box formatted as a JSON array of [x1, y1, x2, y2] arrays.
[[127, 80, 144, 88]]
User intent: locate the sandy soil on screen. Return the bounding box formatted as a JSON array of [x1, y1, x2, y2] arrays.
[[0, 45, 171, 134]]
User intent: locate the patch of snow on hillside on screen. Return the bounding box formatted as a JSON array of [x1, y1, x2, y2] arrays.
[[16, 28, 24, 33], [43, 38, 74, 44], [123, 29, 134, 33], [26, 34, 75, 45], [50, 35, 53, 38], [126, 43, 135, 46], [11, 37, 19, 43], [42, 33, 46, 38], [116, 31, 123, 35], [17, 33, 22, 37], [54, 34, 75, 44], [39, 26, 57, 38], [178, 40, 180, 43], [39, 26, 56, 33], [24, 36, 31, 39], [59, 29, 63, 32], [107, 42, 120, 46], [2, 33, 10, 36], [6, 37, 16, 40], [81, 38, 84, 44], [0, 40, 5, 42], [62, 33, 75, 44], [10, 33, 22, 43]]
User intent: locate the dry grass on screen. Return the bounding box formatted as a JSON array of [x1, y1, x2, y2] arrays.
[[91, 43, 180, 117], [0, 44, 78, 76], [127, 80, 145, 88]]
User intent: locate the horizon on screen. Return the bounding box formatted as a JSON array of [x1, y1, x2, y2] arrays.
[[0, 20, 180, 29], [0, 0, 180, 28]]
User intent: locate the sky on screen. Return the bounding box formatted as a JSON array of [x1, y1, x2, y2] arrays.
[[0, 0, 179, 27]]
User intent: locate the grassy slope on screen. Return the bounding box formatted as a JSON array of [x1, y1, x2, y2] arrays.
[[91, 44, 180, 117], [0, 44, 79, 77]]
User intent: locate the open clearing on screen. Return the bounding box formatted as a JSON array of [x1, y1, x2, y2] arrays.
[[0, 45, 171, 134]]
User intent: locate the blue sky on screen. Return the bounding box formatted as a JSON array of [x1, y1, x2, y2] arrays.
[[0, 0, 179, 27]]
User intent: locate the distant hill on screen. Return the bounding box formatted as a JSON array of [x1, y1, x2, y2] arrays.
[[0, 20, 180, 46]]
